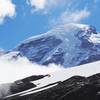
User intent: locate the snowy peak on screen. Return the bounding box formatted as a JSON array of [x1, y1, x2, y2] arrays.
[[16, 23, 97, 46], [1, 23, 100, 67], [16, 23, 94, 45]]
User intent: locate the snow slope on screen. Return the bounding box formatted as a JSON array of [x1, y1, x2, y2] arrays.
[[33, 61, 100, 89], [21, 61, 100, 97], [19, 61, 100, 96], [3, 61, 100, 98]]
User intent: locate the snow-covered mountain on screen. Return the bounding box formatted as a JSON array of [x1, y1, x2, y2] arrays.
[[12, 23, 100, 67], [0, 23, 100, 67]]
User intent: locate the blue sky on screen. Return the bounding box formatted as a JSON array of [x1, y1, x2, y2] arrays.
[[0, 0, 100, 50]]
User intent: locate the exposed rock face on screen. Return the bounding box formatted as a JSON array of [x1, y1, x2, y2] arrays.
[[2, 73, 100, 100], [10, 75, 46, 94], [0, 75, 46, 99]]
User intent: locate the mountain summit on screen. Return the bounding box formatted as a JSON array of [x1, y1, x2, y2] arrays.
[[1, 23, 100, 67]]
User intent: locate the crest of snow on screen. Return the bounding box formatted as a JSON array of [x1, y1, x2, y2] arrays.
[[16, 23, 89, 46]]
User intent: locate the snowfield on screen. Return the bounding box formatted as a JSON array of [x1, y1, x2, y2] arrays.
[[0, 61, 100, 98], [33, 61, 100, 89]]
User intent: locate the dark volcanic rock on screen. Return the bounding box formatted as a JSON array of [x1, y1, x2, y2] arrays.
[[3, 73, 100, 100], [10, 75, 47, 94]]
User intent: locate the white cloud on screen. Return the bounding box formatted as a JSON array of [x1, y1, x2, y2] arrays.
[[0, 57, 64, 84], [27, 0, 91, 26], [27, 0, 46, 10], [51, 9, 90, 26], [61, 9, 90, 23], [0, 0, 16, 24], [27, 0, 64, 13]]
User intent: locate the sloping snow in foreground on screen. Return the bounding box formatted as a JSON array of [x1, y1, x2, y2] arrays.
[[33, 61, 100, 88], [4, 61, 100, 97], [0, 58, 100, 85], [20, 61, 100, 96]]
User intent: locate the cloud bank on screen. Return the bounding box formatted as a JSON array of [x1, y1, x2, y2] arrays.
[[0, 57, 64, 84], [0, 0, 16, 24], [27, 0, 63, 13]]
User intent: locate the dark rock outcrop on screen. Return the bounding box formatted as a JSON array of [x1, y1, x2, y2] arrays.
[[2, 73, 100, 100], [0, 75, 47, 99], [10, 75, 47, 94]]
